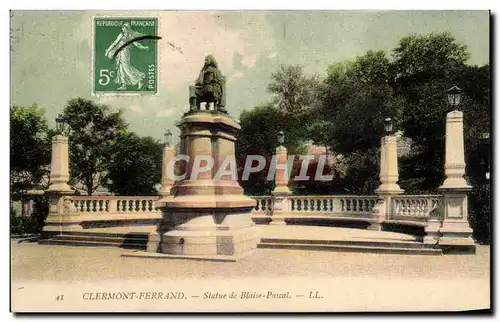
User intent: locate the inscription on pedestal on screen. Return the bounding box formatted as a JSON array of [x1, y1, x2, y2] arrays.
[[446, 197, 464, 219]]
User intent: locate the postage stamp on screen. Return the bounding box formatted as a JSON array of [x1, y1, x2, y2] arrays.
[[93, 17, 159, 95]]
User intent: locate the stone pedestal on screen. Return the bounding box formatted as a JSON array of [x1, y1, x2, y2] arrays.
[[424, 110, 474, 251], [440, 111, 471, 190], [42, 134, 81, 237], [371, 135, 403, 231], [374, 136, 404, 195], [367, 196, 390, 231], [269, 196, 289, 226], [438, 188, 474, 248], [271, 145, 292, 196], [270, 145, 292, 225], [42, 194, 83, 237], [159, 144, 176, 197], [48, 135, 71, 192], [423, 217, 442, 245], [151, 111, 257, 259]]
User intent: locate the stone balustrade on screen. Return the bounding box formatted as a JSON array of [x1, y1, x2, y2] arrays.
[[253, 196, 274, 213], [289, 196, 378, 214], [66, 194, 443, 226], [390, 195, 443, 220], [73, 196, 161, 214]]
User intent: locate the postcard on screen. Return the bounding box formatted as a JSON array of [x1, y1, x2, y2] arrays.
[[10, 9, 491, 312]]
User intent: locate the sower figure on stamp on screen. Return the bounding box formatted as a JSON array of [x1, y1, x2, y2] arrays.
[[189, 55, 227, 113], [105, 23, 149, 91]]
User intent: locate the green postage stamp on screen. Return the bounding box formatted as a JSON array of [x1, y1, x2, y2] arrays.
[[93, 17, 159, 95]]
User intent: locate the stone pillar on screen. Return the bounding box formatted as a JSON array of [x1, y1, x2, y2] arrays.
[[48, 135, 71, 192], [440, 111, 470, 189], [269, 195, 290, 226], [148, 141, 178, 252], [151, 111, 257, 260], [42, 134, 82, 237], [272, 145, 292, 196], [425, 111, 474, 251], [270, 145, 292, 225], [375, 136, 404, 195], [160, 144, 176, 197], [371, 135, 403, 231]]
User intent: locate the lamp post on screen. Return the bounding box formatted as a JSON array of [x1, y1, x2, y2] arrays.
[[446, 85, 462, 108], [43, 113, 77, 237], [55, 114, 69, 135], [164, 129, 173, 147], [277, 130, 285, 146], [384, 117, 393, 135], [374, 116, 403, 195], [427, 86, 475, 248], [47, 114, 72, 193], [440, 84, 469, 189]]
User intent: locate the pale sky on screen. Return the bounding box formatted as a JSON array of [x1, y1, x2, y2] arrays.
[[10, 10, 489, 140]]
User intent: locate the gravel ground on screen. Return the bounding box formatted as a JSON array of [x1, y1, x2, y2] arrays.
[[11, 239, 490, 282], [10, 240, 490, 312]]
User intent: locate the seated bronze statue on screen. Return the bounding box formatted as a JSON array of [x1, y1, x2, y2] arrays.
[[189, 55, 227, 113]]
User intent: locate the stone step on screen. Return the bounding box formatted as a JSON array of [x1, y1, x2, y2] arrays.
[[60, 230, 149, 240], [38, 239, 145, 249], [39, 234, 147, 249], [260, 237, 431, 249], [47, 234, 147, 244], [257, 242, 443, 255]]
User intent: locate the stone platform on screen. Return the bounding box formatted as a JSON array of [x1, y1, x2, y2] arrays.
[[257, 225, 442, 255], [39, 224, 451, 256]]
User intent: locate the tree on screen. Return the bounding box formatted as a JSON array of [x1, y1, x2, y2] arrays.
[[267, 64, 321, 144], [236, 104, 284, 195], [61, 98, 128, 195], [311, 50, 398, 194], [106, 133, 163, 196], [10, 104, 51, 207], [390, 32, 481, 192], [319, 50, 399, 154]]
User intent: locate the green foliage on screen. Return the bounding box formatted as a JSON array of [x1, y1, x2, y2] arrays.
[[106, 133, 163, 196], [320, 50, 398, 155], [267, 64, 321, 146], [61, 98, 128, 195], [468, 180, 491, 244], [308, 50, 399, 194], [10, 195, 49, 235], [10, 104, 51, 202], [236, 104, 282, 195], [391, 32, 469, 89], [267, 64, 321, 114], [306, 120, 335, 149]]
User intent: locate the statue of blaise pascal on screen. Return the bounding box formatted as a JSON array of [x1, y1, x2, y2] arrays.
[[189, 55, 227, 113]]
